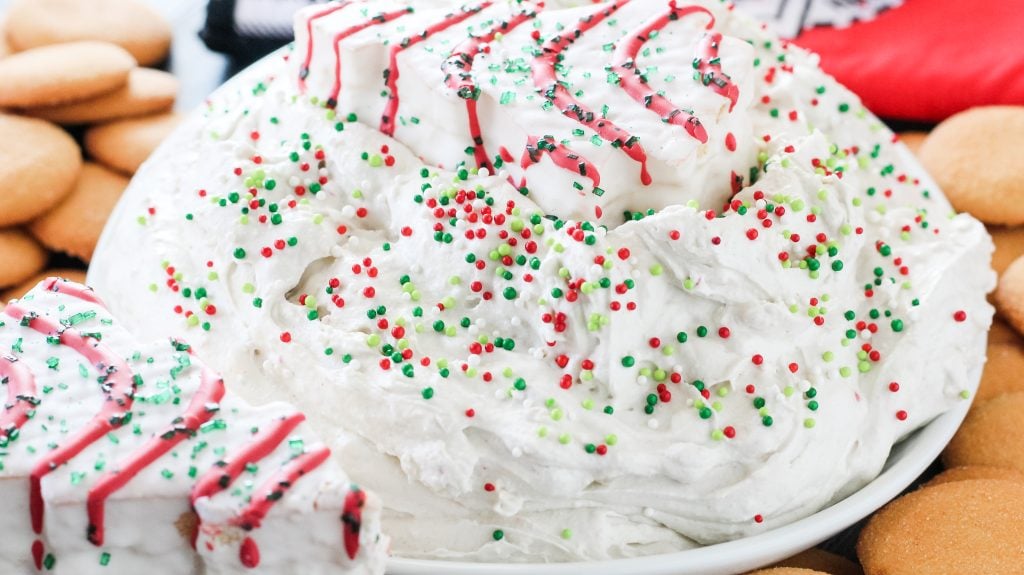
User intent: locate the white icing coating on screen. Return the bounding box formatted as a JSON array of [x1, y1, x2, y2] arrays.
[[0, 280, 386, 574], [90, 0, 993, 564]]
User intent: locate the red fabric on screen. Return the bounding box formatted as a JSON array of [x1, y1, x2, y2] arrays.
[[793, 0, 1024, 122]]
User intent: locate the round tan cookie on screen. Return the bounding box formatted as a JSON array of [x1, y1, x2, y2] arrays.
[[773, 548, 863, 575], [0, 268, 87, 303], [0, 113, 82, 227], [23, 68, 177, 125], [994, 256, 1024, 338], [0, 21, 11, 60], [898, 131, 927, 156], [0, 228, 48, 289], [989, 226, 1024, 275], [857, 479, 1024, 575], [29, 163, 129, 262], [943, 392, 1024, 472], [989, 317, 1021, 345], [0, 41, 135, 108], [918, 106, 1024, 225], [85, 112, 182, 174], [926, 465, 1024, 488], [749, 564, 827, 568], [977, 340, 1024, 402], [6, 0, 171, 66]]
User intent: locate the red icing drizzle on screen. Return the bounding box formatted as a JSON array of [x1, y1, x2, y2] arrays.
[[520, 135, 601, 190], [31, 540, 43, 570], [230, 446, 332, 566], [697, 31, 739, 111], [191, 413, 344, 561], [86, 367, 227, 546], [532, 0, 654, 185], [240, 537, 260, 568], [342, 488, 367, 560], [39, 277, 104, 305], [381, 2, 494, 136], [190, 413, 307, 504], [298, 1, 354, 92], [0, 355, 38, 443], [3, 295, 136, 566], [232, 446, 330, 531], [442, 10, 538, 171], [327, 8, 415, 108], [611, 3, 714, 143]]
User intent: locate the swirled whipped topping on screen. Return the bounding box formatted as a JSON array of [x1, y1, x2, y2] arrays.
[[0, 279, 386, 574], [90, 0, 993, 563]]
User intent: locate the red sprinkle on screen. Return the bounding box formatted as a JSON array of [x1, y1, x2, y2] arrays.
[[953, 310, 967, 322]]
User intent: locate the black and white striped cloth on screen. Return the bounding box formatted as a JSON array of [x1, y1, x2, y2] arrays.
[[205, 0, 904, 50], [734, 0, 902, 38]]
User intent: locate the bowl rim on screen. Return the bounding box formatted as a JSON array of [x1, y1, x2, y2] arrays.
[[387, 397, 971, 575]]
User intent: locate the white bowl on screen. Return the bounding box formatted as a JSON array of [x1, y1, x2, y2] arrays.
[[97, 45, 978, 574], [389, 397, 969, 575]]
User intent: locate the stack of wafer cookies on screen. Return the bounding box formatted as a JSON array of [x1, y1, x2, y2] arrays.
[[0, 0, 182, 300]]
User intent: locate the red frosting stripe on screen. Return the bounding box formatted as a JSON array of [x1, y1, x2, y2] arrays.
[[86, 367, 227, 546], [327, 8, 416, 108], [531, 0, 654, 185], [0, 356, 39, 446], [381, 2, 494, 136], [298, 1, 354, 91], [442, 9, 539, 173], [3, 300, 138, 566], [611, 3, 717, 142]]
